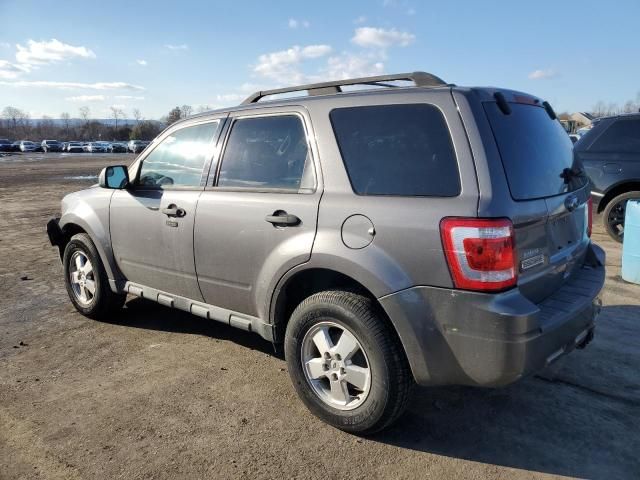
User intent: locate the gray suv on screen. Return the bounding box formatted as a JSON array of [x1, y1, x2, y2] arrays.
[[47, 72, 605, 434]]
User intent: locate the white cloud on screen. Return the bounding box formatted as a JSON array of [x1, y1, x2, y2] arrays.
[[215, 93, 245, 103], [325, 53, 385, 80], [0, 42, 10, 49], [254, 44, 332, 83], [136, 59, 148, 66], [1, 80, 145, 90], [352, 27, 415, 48], [16, 39, 95, 66], [115, 95, 145, 100], [528, 69, 557, 80], [165, 44, 189, 51], [288, 18, 310, 29], [66, 95, 105, 102], [109, 104, 126, 109], [0, 60, 30, 79]]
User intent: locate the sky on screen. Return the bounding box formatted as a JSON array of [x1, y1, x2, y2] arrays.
[[0, 0, 639, 120]]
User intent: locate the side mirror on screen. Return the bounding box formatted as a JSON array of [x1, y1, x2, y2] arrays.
[[99, 165, 130, 189]]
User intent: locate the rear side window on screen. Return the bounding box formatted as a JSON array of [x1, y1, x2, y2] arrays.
[[218, 115, 314, 191], [330, 104, 460, 196], [589, 119, 640, 153], [484, 103, 587, 200]]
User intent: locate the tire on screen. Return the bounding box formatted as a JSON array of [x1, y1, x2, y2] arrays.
[[603, 191, 640, 243], [62, 233, 126, 319], [284, 290, 413, 434]]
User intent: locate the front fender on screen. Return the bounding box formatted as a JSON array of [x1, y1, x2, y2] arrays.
[[58, 188, 123, 285]]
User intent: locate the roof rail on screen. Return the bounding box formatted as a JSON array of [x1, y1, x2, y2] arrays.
[[241, 71, 447, 105]]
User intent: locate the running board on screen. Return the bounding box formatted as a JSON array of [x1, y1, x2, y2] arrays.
[[123, 282, 274, 342]]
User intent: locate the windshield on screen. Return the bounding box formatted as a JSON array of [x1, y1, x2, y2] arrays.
[[484, 102, 588, 200]]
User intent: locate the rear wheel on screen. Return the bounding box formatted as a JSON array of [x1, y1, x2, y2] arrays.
[[603, 191, 640, 243], [285, 291, 413, 434], [63, 233, 126, 318]]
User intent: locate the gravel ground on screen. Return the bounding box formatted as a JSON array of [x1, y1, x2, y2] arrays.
[[1, 153, 639, 480]]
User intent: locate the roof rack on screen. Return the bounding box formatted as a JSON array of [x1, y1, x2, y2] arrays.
[[241, 71, 447, 105]]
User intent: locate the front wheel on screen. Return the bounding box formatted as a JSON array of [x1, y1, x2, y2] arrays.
[[63, 233, 126, 319], [285, 291, 413, 434], [603, 191, 640, 243]]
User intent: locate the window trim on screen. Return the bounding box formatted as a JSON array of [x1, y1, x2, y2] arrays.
[[132, 118, 222, 191], [329, 103, 461, 198], [208, 110, 317, 194]]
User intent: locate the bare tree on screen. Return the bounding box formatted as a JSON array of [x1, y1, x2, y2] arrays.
[[2, 106, 30, 138], [110, 106, 125, 136], [79, 106, 90, 124], [197, 104, 211, 113], [180, 104, 193, 118], [132, 108, 143, 124], [623, 100, 636, 114], [166, 106, 182, 125], [60, 112, 71, 139], [592, 101, 607, 118]]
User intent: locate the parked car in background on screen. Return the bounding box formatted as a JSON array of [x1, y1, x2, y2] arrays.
[[108, 142, 128, 153], [66, 142, 85, 153], [576, 112, 640, 242], [0, 139, 12, 152], [128, 140, 150, 153], [84, 142, 109, 153], [47, 71, 604, 434], [42, 139, 64, 152], [19, 140, 38, 152], [10, 141, 21, 152]]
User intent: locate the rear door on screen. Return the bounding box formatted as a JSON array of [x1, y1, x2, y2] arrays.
[[479, 99, 591, 303], [193, 107, 321, 318], [577, 116, 640, 195]]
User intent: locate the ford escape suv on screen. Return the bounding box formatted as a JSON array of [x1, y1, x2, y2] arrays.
[[47, 72, 605, 434]]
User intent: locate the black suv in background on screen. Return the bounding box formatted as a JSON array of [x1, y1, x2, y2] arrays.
[[576, 113, 640, 241]]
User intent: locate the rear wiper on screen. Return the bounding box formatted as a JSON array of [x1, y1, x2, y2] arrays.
[[560, 167, 586, 185]]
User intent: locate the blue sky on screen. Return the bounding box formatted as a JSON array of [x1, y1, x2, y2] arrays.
[[1, 0, 638, 119]]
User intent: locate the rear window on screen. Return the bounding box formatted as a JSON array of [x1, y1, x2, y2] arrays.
[[329, 104, 460, 196], [484, 102, 587, 200]]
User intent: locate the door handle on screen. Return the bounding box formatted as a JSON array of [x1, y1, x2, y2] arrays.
[[162, 204, 186, 217], [265, 211, 300, 226]]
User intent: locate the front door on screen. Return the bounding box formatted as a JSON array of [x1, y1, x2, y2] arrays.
[[110, 119, 222, 300], [194, 109, 321, 318]]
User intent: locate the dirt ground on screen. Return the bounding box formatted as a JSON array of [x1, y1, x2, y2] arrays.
[[1, 153, 639, 480]]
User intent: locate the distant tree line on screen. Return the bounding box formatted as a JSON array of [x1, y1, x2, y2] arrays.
[[0, 106, 163, 141], [1, 102, 216, 141], [590, 92, 640, 118]]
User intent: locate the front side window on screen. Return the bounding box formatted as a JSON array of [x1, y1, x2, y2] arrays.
[[330, 104, 460, 196], [589, 119, 640, 153], [138, 121, 219, 188], [217, 115, 313, 191]]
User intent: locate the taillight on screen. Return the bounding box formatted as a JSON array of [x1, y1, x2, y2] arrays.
[[586, 197, 593, 237], [440, 218, 517, 292]]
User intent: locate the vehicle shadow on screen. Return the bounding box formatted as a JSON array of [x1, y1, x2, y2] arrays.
[[98, 296, 278, 356], [371, 304, 640, 479], [96, 299, 639, 477]]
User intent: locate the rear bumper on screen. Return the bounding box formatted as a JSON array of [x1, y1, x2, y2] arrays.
[[379, 243, 605, 387]]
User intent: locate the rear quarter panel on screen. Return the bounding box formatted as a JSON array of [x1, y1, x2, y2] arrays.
[[300, 88, 479, 297]]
